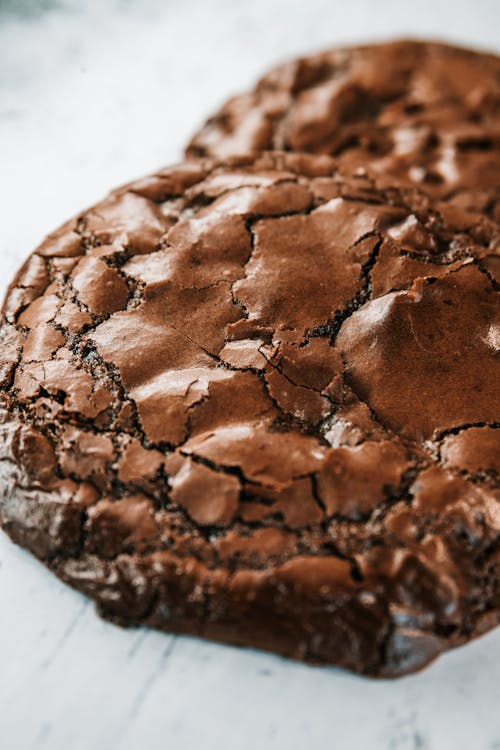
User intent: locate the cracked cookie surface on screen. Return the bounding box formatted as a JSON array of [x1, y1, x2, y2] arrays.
[[0, 151, 499, 676], [187, 40, 500, 218]]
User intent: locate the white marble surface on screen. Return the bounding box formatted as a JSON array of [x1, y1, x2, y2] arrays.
[[1, 1, 500, 748]]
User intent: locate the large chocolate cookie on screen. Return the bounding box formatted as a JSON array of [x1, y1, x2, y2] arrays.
[[0, 152, 499, 676], [187, 40, 500, 216]]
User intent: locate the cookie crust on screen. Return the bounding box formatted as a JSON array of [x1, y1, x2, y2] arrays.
[[187, 40, 500, 217]]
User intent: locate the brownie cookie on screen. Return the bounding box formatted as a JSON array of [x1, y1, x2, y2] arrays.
[[0, 152, 499, 677], [187, 40, 500, 217]]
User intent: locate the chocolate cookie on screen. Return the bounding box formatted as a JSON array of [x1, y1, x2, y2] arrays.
[[1, 152, 499, 677], [187, 40, 500, 217]]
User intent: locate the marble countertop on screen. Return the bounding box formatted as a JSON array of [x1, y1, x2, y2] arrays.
[[1, 1, 499, 748]]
